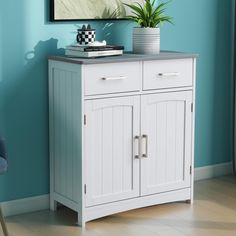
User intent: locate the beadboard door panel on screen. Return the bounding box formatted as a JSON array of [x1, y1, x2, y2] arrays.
[[85, 96, 140, 207], [141, 91, 192, 196]]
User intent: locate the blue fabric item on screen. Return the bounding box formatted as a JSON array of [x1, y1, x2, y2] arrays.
[[0, 137, 7, 174], [0, 137, 7, 160], [0, 157, 7, 174]]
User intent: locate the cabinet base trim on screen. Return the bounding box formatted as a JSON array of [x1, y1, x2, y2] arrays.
[[84, 188, 191, 222], [52, 192, 78, 211]]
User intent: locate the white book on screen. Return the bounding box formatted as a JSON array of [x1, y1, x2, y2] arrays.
[[66, 46, 86, 51], [65, 49, 123, 58], [66, 45, 124, 52]]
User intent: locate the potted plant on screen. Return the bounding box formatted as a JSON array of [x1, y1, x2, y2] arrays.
[[124, 0, 172, 54]]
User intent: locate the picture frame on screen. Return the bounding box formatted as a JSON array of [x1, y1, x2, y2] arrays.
[[50, 0, 144, 21]]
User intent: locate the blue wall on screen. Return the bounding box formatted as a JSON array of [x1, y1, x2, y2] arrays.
[[0, 0, 234, 201]]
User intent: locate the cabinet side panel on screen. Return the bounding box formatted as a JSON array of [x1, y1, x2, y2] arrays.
[[191, 58, 196, 202], [50, 63, 82, 204], [49, 61, 56, 210]]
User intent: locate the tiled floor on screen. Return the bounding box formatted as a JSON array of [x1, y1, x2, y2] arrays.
[[2, 175, 236, 236]]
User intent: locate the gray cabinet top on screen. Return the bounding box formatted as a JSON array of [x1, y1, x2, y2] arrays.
[[49, 51, 198, 65]]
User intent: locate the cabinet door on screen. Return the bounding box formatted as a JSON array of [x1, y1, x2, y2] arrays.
[[141, 91, 192, 196], [85, 96, 140, 207]]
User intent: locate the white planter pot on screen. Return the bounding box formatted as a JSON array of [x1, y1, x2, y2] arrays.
[[133, 27, 160, 54]]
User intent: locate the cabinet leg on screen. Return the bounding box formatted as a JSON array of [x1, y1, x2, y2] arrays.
[[76, 213, 85, 227], [185, 199, 193, 204], [50, 199, 57, 211]]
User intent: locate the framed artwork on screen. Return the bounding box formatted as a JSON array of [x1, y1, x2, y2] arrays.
[[50, 0, 144, 21]]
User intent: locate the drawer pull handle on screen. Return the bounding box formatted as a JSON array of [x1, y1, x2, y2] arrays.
[[101, 76, 126, 81], [134, 136, 140, 159], [142, 134, 148, 158], [157, 72, 180, 78]]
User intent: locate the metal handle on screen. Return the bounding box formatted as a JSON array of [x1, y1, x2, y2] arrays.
[[157, 72, 180, 78], [142, 134, 148, 158], [134, 136, 140, 159], [101, 76, 126, 81]]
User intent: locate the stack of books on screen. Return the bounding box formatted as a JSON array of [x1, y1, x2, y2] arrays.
[[65, 45, 124, 58]]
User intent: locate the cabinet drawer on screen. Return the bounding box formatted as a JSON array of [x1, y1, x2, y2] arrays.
[[84, 62, 141, 96], [143, 59, 193, 90]]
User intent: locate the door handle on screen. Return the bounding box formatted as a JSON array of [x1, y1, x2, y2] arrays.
[[134, 136, 140, 159], [142, 134, 148, 158], [101, 76, 126, 81], [157, 72, 180, 78]]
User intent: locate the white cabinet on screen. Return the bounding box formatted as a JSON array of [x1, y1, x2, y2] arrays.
[[49, 53, 196, 226]]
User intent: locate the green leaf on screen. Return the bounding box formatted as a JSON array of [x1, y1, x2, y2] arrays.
[[123, 0, 172, 27]]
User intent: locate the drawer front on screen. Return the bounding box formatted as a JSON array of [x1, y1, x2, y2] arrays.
[[84, 62, 141, 96], [143, 59, 193, 90]]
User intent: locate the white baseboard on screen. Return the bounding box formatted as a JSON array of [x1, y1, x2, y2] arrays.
[[194, 162, 233, 181], [1, 194, 49, 217], [0, 162, 233, 217]]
